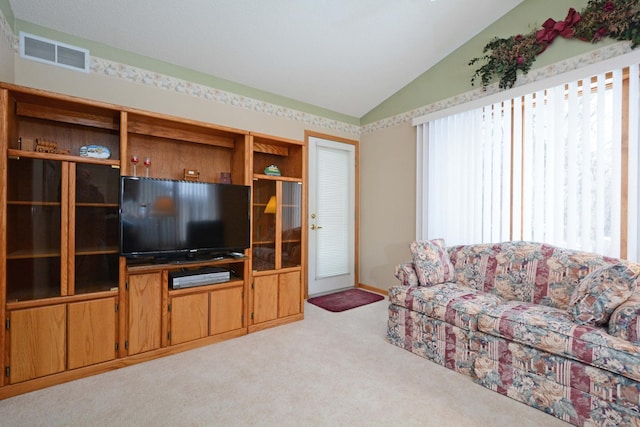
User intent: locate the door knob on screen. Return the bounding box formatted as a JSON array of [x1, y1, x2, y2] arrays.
[[311, 224, 323, 230]]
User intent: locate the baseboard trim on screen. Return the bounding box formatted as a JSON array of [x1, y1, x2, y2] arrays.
[[357, 283, 388, 296]]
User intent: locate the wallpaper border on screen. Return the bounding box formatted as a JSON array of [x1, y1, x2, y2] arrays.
[[0, 9, 634, 138]]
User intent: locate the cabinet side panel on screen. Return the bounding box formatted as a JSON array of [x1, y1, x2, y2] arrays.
[[0, 88, 8, 386]]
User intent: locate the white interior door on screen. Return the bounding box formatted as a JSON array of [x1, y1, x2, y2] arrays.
[[308, 136, 356, 296]]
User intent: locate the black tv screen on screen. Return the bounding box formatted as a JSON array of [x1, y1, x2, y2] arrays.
[[119, 176, 250, 260]]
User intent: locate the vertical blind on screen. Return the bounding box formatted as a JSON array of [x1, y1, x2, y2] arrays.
[[519, 71, 622, 256], [417, 63, 640, 260], [420, 102, 512, 246]]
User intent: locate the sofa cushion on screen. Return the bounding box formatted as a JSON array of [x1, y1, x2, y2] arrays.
[[394, 262, 419, 287], [410, 239, 454, 286], [478, 301, 640, 382], [567, 263, 639, 326], [389, 282, 503, 331], [447, 242, 617, 310], [608, 293, 640, 345]]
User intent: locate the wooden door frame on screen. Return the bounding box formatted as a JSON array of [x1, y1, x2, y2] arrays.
[[304, 131, 359, 298]]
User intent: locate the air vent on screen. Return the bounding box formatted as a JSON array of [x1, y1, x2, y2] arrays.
[[19, 32, 90, 73]]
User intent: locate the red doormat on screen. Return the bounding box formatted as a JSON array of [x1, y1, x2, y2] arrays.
[[307, 288, 385, 312]]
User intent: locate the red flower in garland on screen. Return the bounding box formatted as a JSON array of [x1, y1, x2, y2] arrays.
[[597, 2, 615, 41], [593, 27, 608, 41]]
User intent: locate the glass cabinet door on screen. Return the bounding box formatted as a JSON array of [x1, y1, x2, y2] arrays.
[[6, 158, 63, 301], [73, 163, 120, 294], [281, 181, 302, 268], [252, 179, 276, 271]]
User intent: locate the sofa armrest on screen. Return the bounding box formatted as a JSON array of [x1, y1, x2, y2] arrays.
[[394, 262, 419, 287], [608, 293, 640, 344]]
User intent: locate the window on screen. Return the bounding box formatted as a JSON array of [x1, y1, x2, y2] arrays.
[[416, 63, 640, 261]]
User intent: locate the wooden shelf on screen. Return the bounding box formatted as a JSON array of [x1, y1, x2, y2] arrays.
[[126, 257, 247, 274], [6, 249, 61, 260], [75, 248, 120, 256], [6, 290, 119, 310], [7, 200, 61, 206], [168, 280, 244, 296], [8, 149, 120, 166], [253, 174, 303, 182], [76, 202, 119, 208], [252, 266, 302, 276]]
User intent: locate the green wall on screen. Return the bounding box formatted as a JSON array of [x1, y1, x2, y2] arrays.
[[361, 0, 611, 124]]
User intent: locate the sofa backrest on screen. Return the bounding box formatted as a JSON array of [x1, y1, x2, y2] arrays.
[[447, 241, 621, 310]]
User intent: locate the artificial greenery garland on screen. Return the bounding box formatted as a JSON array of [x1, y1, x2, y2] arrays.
[[469, 0, 640, 89]]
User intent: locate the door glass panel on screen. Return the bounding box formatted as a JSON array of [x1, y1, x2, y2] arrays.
[[316, 146, 350, 278], [252, 179, 276, 271], [282, 181, 302, 268], [74, 163, 120, 294], [6, 158, 62, 301]]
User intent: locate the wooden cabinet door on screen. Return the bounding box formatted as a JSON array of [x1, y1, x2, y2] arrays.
[[170, 293, 209, 345], [128, 272, 162, 355], [72, 163, 121, 295], [6, 158, 64, 301], [9, 305, 66, 384], [68, 298, 117, 370], [210, 286, 243, 335], [253, 275, 278, 323], [278, 271, 301, 317]]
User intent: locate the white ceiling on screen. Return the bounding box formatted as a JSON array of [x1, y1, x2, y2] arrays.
[[9, 0, 523, 118]]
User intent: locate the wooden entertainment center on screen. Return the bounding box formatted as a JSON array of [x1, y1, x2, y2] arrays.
[[0, 82, 307, 398]]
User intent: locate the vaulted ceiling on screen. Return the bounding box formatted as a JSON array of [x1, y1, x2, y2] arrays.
[[9, 0, 523, 118]]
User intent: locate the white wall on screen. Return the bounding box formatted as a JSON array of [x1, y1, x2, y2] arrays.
[[13, 57, 356, 143]]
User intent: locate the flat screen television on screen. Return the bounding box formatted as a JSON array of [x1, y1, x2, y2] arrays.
[[119, 176, 250, 261]]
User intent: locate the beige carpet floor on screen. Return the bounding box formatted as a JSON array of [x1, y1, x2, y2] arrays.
[[0, 297, 568, 426]]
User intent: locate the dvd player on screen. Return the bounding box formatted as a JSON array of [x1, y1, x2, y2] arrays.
[[169, 267, 230, 289]]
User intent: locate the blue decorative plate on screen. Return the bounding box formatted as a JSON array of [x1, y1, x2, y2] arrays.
[[80, 145, 111, 159]]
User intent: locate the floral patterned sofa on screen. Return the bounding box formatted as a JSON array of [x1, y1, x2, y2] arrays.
[[387, 240, 640, 426]]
